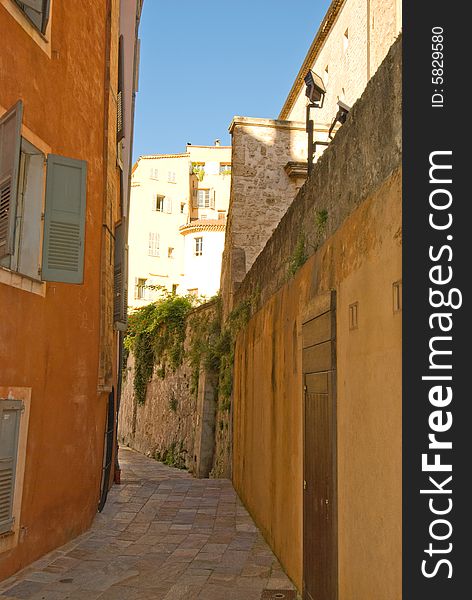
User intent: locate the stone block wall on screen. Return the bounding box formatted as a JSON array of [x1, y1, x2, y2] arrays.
[[235, 36, 401, 310], [118, 301, 218, 474], [220, 117, 307, 316]]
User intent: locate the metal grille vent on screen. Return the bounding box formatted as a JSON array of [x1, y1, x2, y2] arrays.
[[47, 221, 80, 271]]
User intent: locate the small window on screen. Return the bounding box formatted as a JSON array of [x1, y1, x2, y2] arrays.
[[200, 213, 207, 221], [155, 195, 165, 211], [343, 29, 349, 52], [218, 211, 226, 220], [168, 247, 174, 259], [150, 168, 159, 180], [219, 163, 232, 175], [172, 284, 178, 294], [196, 189, 210, 208], [136, 278, 147, 299], [194, 237, 203, 256], [168, 171, 176, 183], [13, 1, 50, 35], [153, 195, 165, 212], [180, 202, 185, 214], [148, 232, 160, 256]]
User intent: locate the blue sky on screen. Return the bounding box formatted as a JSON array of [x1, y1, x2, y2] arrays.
[[133, 0, 331, 160]]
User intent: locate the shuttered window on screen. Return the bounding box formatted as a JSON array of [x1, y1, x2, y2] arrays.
[[194, 237, 203, 256], [0, 400, 23, 536], [0, 101, 23, 259], [117, 35, 124, 141], [41, 155, 87, 284], [148, 232, 160, 256], [113, 223, 127, 324], [196, 189, 210, 208], [14, 0, 50, 34]]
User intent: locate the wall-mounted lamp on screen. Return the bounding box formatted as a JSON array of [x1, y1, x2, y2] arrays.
[[328, 100, 351, 139], [304, 70, 326, 106], [304, 71, 327, 174]]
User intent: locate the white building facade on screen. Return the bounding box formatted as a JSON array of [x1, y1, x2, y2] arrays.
[[128, 143, 231, 308]]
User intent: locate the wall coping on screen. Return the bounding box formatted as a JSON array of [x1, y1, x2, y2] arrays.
[[228, 116, 306, 134]]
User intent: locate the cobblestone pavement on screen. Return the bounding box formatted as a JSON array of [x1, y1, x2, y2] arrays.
[[0, 448, 297, 600]]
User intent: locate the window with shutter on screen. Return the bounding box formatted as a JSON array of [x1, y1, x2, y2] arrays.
[[210, 190, 215, 210], [165, 197, 172, 214], [0, 400, 23, 536], [113, 223, 127, 325], [153, 195, 165, 212], [0, 100, 23, 259], [41, 155, 87, 284], [194, 237, 203, 256], [13, 0, 50, 34], [117, 35, 124, 141], [197, 189, 210, 208], [148, 232, 160, 256]]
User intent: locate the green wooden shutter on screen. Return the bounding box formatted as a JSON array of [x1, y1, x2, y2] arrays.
[[117, 35, 125, 141], [0, 100, 23, 259], [113, 223, 127, 325], [0, 400, 23, 535], [41, 155, 87, 284]]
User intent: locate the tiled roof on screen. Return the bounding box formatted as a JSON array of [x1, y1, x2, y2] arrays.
[[179, 219, 226, 234]]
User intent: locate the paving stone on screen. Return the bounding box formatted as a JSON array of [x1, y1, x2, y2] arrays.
[[1, 448, 296, 599]]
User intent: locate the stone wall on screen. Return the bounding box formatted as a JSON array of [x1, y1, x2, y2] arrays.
[[235, 36, 401, 310], [118, 301, 218, 475], [281, 0, 401, 123], [220, 117, 307, 316]]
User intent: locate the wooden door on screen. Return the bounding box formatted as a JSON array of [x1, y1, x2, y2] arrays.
[[302, 291, 337, 600]]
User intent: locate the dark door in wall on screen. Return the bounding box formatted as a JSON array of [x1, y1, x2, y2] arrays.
[[302, 291, 337, 600], [98, 387, 115, 512]]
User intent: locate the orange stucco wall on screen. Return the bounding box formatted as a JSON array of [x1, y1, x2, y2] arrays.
[[232, 170, 402, 596], [0, 1, 115, 578]]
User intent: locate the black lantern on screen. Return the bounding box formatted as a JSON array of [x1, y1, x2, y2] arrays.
[[304, 70, 326, 106]]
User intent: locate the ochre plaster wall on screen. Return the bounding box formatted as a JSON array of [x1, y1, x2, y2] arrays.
[[232, 170, 401, 595], [0, 0, 117, 579]]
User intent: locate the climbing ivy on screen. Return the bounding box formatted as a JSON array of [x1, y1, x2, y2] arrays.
[[124, 287, 258, 412], [124, 289, 198, 404]]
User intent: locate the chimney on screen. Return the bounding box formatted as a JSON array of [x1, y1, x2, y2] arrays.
[[214, 139, 220, 146]]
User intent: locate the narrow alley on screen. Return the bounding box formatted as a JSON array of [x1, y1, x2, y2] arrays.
[[0, 449, 296, 600]]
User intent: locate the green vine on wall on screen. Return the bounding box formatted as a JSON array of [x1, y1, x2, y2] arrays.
[[124, 287, 259, 414], [124, 288, 198, 404], [192, 163, 205, 181], [286, 232, 308, 278], [314, 208, 328, 240]]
